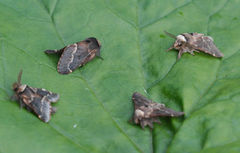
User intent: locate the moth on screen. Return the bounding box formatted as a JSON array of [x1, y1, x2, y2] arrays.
[[131, 92, 184, 129], [11, 70, 60, 123], [165, 31, 224, 59], [45, 37, 102, 74]]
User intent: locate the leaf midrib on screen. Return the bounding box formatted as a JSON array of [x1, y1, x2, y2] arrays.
[[0, 0, 201, 153], [0, 0, 236, 152], [38, 0, 145, 152], [103, 0, 233, 153]]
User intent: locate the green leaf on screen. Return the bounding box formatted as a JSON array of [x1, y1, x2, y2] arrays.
[[0, 0, 239, 153]]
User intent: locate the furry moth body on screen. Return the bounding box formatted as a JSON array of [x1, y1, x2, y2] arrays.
[[131, 92, 184, 129], [12, 70, 60, 123], [45, 37, 102, 74], [165, 31, 224, 59]]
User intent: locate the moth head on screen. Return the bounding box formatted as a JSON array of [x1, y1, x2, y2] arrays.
[[85, 37, 103, 60], [12, 84, 26, 93], [135, 109, 145, 118], [174, 35, 187, 49], [12, 82, 20, 92], [164, 31, 187, 50]]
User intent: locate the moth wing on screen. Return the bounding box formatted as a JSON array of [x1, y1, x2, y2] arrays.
[[18, 86, 36, 107], [193, 36, 224, 57], [57, 44, 77, 74], [57, 43, 89, 74], [68, 44, 90, 71], [29, 96, 51, 122], [35, 88, 59, 103], [18, 87, 58, 122], [150, 107, 184, 117]]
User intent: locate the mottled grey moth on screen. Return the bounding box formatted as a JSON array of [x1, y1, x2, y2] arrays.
[[130, 92, 184, 129], [165, 31, 224, 59], [45, 37, 102, 74], [11, 70, 60, 123]]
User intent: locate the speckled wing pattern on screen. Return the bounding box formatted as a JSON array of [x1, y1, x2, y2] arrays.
[[189, 33, 224, 57], [181, 32, 224, 57], [18, 85, 59, 122], [57, 43, 78, 74], [131, 92, 184, 129], [57, 43, 92, 74], [165, 31, 224, 59], [45, 37, 101, 75]]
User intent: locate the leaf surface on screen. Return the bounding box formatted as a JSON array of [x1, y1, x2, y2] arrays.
[[0, 0, 239, 153]]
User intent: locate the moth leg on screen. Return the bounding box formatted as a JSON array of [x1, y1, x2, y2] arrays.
[[147, 122, 154, 129], [178, 50, 184, 59], [148, 118, 161, 129], [25, 105, 33, 112], [128, 117, 134, 124], [190, 48, 201, 55], [45, 47, 65, 55], [140, 120, 147, 129], [19, 100, 28, 110], [19, 100, 24, 109], [152, 118, 161, 125], [10, 94, 18, 101], [167, 46, 174, 52], [189, 50, 195, 56]]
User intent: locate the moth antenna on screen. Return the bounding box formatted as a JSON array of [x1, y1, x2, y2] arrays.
[[164, 31, 176, 39], [17, 69, 23, 84], [128, 118, 134, 124], [96, 39, 101, 48], [97, 55, 104, 60], [167, 46, 174, 52], [95, 50, 104, 60]]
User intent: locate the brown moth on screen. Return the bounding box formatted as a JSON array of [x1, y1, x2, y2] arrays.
[[45, 37, 102, 74], [11, 70, 60, 123], [131, 92, 184, 129], [165, 31, 224, 59]]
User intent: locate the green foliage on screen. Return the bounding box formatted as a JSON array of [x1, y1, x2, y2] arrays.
[[0, 0, 239, 153]]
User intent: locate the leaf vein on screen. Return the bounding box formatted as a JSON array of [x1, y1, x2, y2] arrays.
[[71, 75, 144, 153], [140, 0, 193, 29], [104, 0, 137, 29], [48, 123, 91, 153], [167, 1, 231, 151], [50, 0, 59, 17], [37, 2, 144, 151]]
